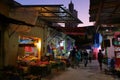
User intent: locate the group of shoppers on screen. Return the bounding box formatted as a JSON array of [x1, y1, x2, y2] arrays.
[[68, 48, 115, 72], [68, 47, 79, 68], [68, 47, 93, 68]]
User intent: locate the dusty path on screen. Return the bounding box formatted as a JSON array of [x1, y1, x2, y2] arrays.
[[43, 60, 119, 80]]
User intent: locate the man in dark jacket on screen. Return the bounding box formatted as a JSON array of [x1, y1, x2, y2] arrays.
[[98, 50, 104, 70], [69, 47, 77, 68], [83, 50, 88, 67]]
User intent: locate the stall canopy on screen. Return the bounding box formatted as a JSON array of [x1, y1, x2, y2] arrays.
[[53, 26, 88, 36], [14, 4, 93, 46], [0, 13, 34, 26], [89, 0, 120, 32], [52, 25, 95, 46], [17, 5, 82, 23], [89, 0, 120, 25], [14, 5, 87, 40]]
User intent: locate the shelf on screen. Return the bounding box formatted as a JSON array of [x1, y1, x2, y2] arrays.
[[114, 45, 120, 47], [115, 51, 120, 53]]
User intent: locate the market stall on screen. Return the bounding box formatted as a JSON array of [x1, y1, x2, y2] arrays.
[[113, 32, 120, 71], [17, 36, 42, 62]]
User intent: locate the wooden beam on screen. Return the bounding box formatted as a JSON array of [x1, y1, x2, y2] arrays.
[[95, 0, 104, 32]]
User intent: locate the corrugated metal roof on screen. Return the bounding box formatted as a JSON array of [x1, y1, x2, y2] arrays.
[[89, 0, 120, 25], [89, 0, 120, 33], [16, 5, 82, 23]]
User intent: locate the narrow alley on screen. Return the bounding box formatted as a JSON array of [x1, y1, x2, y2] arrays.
[[0, 1, 120, 80], [43, 60, 119, 80]]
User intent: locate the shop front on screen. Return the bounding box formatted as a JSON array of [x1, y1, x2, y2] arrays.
[[46, 30, 75, 59], [0, 1, 11, 69], [17, 36, 42, 63], [113, 32, 120, 71], [0, 3, 81, 79], [0, 1, 35, 67], [46, 31, 66, 59]]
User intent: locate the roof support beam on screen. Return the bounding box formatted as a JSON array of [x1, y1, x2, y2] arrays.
[[95, 0, 104, 32]]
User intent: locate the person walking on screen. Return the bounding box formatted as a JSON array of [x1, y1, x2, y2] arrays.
[[69, 47, 77, 68], [75, 49, 81, 67], [110, 57, 115, 74], [80, 50, 84, 63], [83, 50, 88, 67], [88, 51, 93, 63], [98, 50, 104, 70]]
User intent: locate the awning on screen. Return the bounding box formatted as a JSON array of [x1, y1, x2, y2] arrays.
[[13, 4, 86, 45], [52, 27, 86, 36], [16, 5, 82, 23], [89, 0, 120, 33], [89, 0, 120, 25], [0, 13, 34, 26], [51, 26, 94, 44]]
